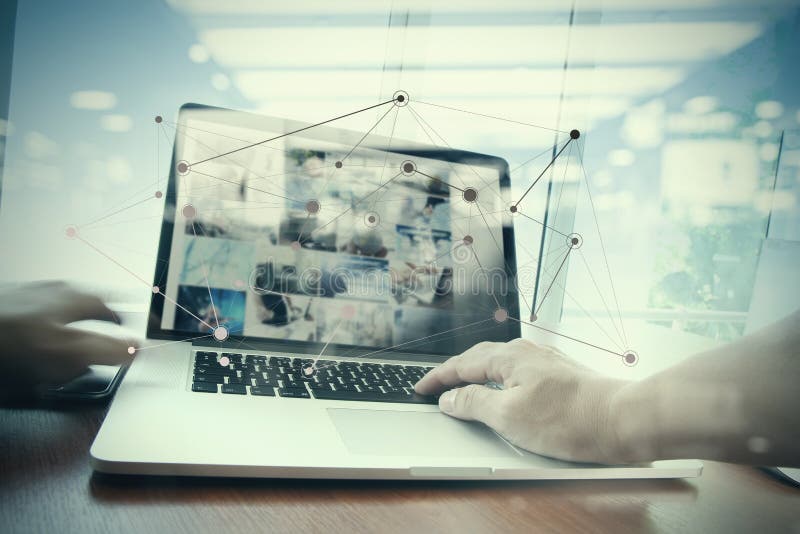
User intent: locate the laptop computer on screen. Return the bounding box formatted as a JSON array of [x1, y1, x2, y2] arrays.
[[91, 103, 700, 480]]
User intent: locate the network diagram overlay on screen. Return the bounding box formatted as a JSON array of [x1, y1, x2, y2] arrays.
[[66, 90, 638, 375]]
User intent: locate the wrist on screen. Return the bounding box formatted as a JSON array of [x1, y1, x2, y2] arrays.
[[606, 379, 660, 464]]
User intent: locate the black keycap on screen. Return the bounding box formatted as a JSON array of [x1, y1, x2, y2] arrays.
[[194, 369, 236, 384], [254, 377, 280, 387], [250, 386, 276, 396], [221, 352, 243, 361], [221, 384, 247, 395], [194, 367, 233, 378], [363, 377, 385, 386], [225, 376, 246, 385], [278, 387, 310, 399], [259, 371, 281, 381], [192, 382, 218, 393], [297, 372, 319, 382], [312, 389, 437, 404], [192, 374, 225, 384], [319, 377, 340, 384]]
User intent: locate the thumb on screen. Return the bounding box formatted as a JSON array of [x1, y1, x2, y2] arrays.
[[438, 384, 505, 428]]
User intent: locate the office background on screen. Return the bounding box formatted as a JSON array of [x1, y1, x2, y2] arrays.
[[0, 0, 798, 367]]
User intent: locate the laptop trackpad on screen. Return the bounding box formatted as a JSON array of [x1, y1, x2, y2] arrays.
[[327, 408, 522, 458]]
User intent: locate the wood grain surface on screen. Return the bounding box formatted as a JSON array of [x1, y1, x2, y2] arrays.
[[1, 401, 799, 534]]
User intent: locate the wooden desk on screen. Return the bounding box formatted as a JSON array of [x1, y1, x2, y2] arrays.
[[1, 402, 798, 533]]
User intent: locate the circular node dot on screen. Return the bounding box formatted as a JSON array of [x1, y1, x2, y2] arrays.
[[494, 308, 509, 323], [566, 233, 583, 249], [462, 187, 478, 203], [462, 235, 474, 246], [622, 350, 639, 367], [529, 313, 538, 322], [340, 304, 356, 320], [155, 190, 163, 199], [218, 356, 230, 367], [290, 241, 302, 251], [176, 160, 190, 175], [401, 160, 416, 175], [213, 326, 229, 342], [64, 225, 78, 239], [301, 362, 317, 379], [305, 199, 321, 214], [393, 90, 410, 107], [335, 160, 343, 169], [155, 115, 163, 124], [570, 129, 581, 139], [182, 204, 197, 219], [364, 211, 380, 228], [151, 285, 160, 294], [509, 205, 518, 213], [127, 346, 136, 355], [233, 279, 245, 289]]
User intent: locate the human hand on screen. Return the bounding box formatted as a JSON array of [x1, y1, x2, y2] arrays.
[[414, 338, 629, 464], [0, 281, 135, 393]]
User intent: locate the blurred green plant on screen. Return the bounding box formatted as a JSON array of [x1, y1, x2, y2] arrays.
[[648, 206, 765, 341]]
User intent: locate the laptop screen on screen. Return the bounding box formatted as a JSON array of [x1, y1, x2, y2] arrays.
[[148, 104, 520, 358]]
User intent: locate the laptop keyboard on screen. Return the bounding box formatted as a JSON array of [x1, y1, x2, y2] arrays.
[[191, 351, 438, 404]]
